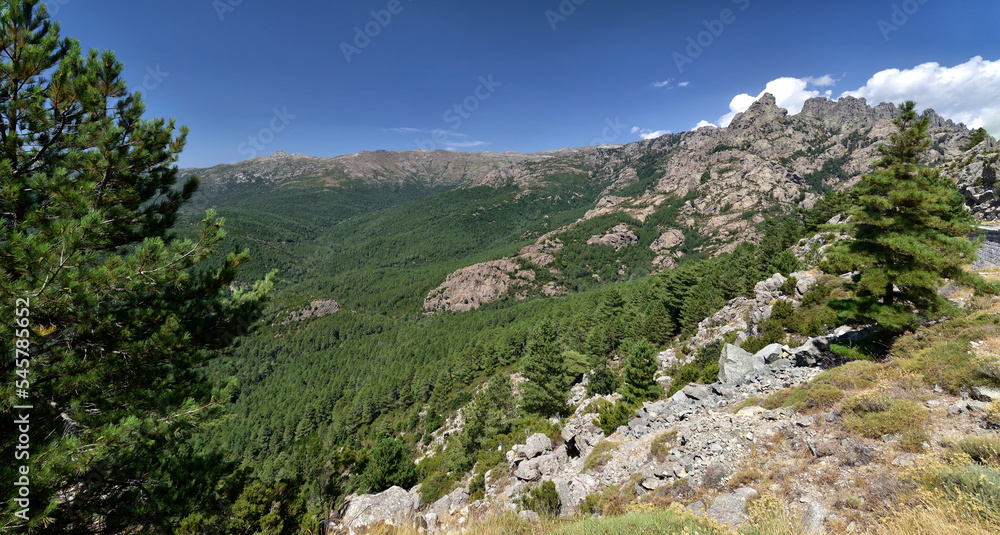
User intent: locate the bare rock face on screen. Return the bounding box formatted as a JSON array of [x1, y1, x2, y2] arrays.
[[946, 144, 1000, 221], [706, 487, 758, 528], [650, 229, 685, 270], [690, 271, 819, 352], [423, 95, 978, 314], [422, 259, 532, 313], [339, 486, 419, 533], [586, 223, 638, 250], [280, 299, 339, 324], [422, 238, 569, 314], [718, 344, 765, 384]]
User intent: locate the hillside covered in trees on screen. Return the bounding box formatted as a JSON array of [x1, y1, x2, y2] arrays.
[[4, 2, 1000, 533]]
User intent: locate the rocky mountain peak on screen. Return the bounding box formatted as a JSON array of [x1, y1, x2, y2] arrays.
[[728, 92, 787, 131]]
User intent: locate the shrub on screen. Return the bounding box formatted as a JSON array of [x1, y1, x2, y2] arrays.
[[987, 399, 1000, 428], [701, 465, 726, 489], [519, 480, 561, 517], [650, 430, 677, 462], [812, 361, 878, 390], [580, 484, 627, 517], [761, 388, 792, 410], [958, 436, 1000, 465], [593, 400, 637, 436], [583, 440, 619, 472], [761, 383, 843, 412], [778, 277, 798, 296], [747, 492, 798, 534], [468, 470, 486, 501], [935, 464, 1000, 524], [842, 391, 927, 439]]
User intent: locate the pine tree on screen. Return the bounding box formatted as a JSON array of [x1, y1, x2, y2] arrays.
[[360, 438, 417, 493], [822, 101, 980, 331], [520, 319, 569, 417], [620, 339, 661, 404], [0, 2, 272, 530], [641, 301, 675, 345]]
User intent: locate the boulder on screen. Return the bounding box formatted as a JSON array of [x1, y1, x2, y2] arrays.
[[971, 386, 1000, 403], [802, 501, 828, 534], [705, 487, 758, 528], [682, 383, 714, 400], [718, 344, 765, 384], [446, 486, 469, 515], [562, 419, 605, 458], [790, 337, 830, 367], [340, 486, 417, 533], [754, 343, 785, 364], [513, 461, 541, 481], [554, 474, 599, 517], [522, 433, 552, 460]]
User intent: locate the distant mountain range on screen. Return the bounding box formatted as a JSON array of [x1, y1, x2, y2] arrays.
[[179, 94, 994, 313]]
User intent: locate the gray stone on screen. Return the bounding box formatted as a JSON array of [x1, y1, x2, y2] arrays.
[[971, 386, 1000, 403], [968, 400, 990, 412], [718, 344, 765, 384], [791, 338, 830, 366], [513, 462, 541, 481], [554, 474, 598, 517], [682, 383, 714, 400], [518, 510, 540, 522], [688, 500, 705, 517], [562, 420, 605, 459], [341, 486, 417, 532], [422, 512, 438, 531], [669, 388, 690, 405], [802, 501, 827, 534], [706, 487, 758, 528], [653, 464, 673, 478], [769, 358, 792, 369], [446, 486, 469, 514], [522, 433, 552, 460], [754, 343, 785, 364], [947, 401, 967, 417]]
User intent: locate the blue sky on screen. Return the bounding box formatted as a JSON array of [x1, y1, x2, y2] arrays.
[[53, 0, 1000, 168]]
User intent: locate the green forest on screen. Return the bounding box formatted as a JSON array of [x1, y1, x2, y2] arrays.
[[1, 2, 997, 534]]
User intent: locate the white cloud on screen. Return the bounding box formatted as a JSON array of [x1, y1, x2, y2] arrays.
[[444, 140, 486, 149], [390, 127, 488, 151], [715, 77, 832, 127], [805, 75, 836, 87], [652, 79, 689, 89], [698, 58, 1000, 136], [633, 127, 670, 140], [841, 56, 1000, 134], [695, 120, 717, 129], [388, 127, 425, 133]]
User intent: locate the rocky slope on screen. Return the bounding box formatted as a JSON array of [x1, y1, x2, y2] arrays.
[[422, 95, 989, 314]]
